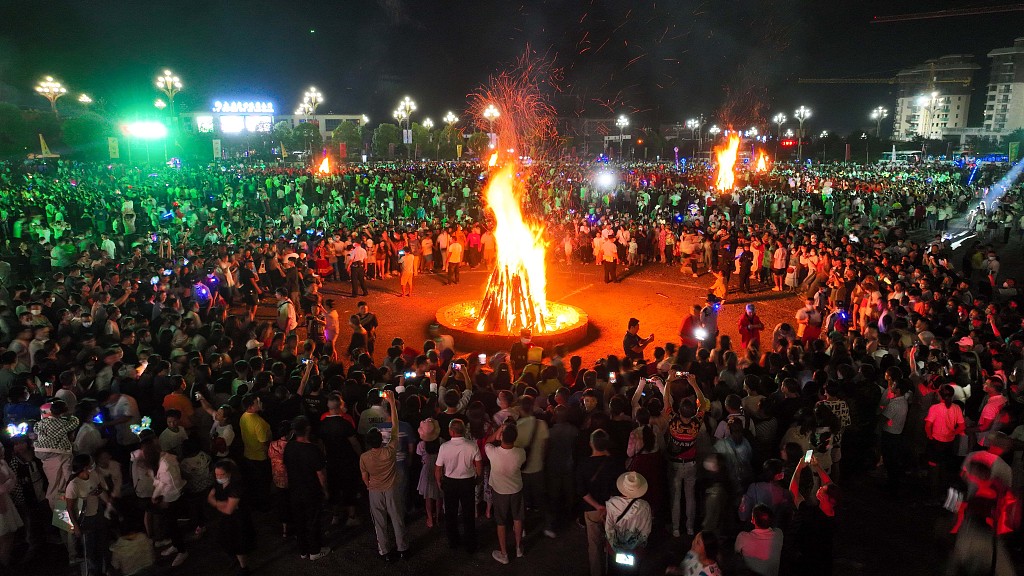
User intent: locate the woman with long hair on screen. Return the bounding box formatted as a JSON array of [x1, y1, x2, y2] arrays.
[[466, 401, 494, 519], [625, 408, 665, 518]]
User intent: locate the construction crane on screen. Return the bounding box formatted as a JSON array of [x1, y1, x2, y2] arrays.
[[797, 77, 972, 85], [871, 4, 1024, 23]]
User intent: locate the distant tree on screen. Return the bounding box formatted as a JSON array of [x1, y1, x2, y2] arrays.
[[372, 123, 401, 158], [0, 103, 30, 158], [271, 120, 293, 150], [466, 131, 489, 156], [61, 113, 113, 160], [1004, 128, 1024, 146], [332, 121, 363, 158], [287, 122, 323, 154]]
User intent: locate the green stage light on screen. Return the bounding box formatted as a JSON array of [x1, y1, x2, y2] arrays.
[[122, 121, 167, 139]]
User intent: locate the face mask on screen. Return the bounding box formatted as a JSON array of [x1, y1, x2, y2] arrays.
[[216, 477, 229, 486], [31, 310, 40, 316], [82, 322, 92, 328]]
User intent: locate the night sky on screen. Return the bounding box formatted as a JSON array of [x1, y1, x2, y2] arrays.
[[1, 0, 1021, 135]]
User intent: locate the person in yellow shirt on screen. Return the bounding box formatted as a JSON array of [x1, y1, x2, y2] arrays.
[[239, 394, 271, 504]]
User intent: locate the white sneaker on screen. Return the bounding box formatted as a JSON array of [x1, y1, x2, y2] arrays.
[[172, 552, 189, 567], [672, 529, 681, 538], [160, 545, 179, 557], [492, 550, 509, 565], [309, 547, 332, 561], [543, 529, 557, 539], [516, 547, 524, 558]]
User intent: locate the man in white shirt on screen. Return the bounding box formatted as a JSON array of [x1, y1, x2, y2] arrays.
[[435, 419, 482, 552], [485, 423, 526, 564], [445, 238, 464, 285], [735, 504, 783, 576], [274, 289, 298, 333], [347, 241, 369, 297]]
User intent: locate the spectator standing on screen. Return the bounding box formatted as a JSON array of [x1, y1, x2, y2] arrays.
[[283, 416, 331, 561], [435, 418, 482, 552], [485, 422, 526, 565], [577, 429, 625, 576], [360, 390, 409, 561]]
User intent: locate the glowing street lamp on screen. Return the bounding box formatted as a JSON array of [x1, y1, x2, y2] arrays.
[[295, 101, 314, 117], [784, 129, 794, 138], [303, 86, 323, 114], [154, 98, 167, 110], [444, 111, 459, 127], [772, 113, 787, 138], [361, 114, 369, 125], [393, 96, 416, 157], [78, 94, 92, 105], [422, 117, 434, 130], [794, 106, 811, 160], [155, 69, 182, 117], [35, 76, 67, 115], [616, 114, 629, 156], [819, 130, 829, 138], [483, 103, 500, 148], [685, 118, 700, 140], [746, 127, 759, 138], [870, 106, 889, 137], [707, 125, 721, 139]]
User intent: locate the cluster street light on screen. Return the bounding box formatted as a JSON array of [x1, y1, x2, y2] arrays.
[[615, 114, 629, 157], [915, 92, 940, 139], [707, 125, 721, 140], [794, 106, 811, 161], [35, 76, 67, 115], [772, 113, 787, 138], [483, 104, 500, 148], [154, 99, 167, 110], [871, 106, 889, 137], [685, 117, 702, 151], [155, 70, 182, 131], [393, 96, 416, 158], [78, 94, 92, 105], [303, 87, 323, 114]]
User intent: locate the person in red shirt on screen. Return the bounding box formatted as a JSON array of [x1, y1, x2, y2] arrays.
[[737, 304, 764, 352], [678, 304, 703, 362]]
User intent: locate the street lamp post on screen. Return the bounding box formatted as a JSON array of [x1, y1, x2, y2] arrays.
[[870, 106, 889, 138], [155, 70, 182, 131], [78, 94, 92, 105], [422, 118, 435, 159], [393, 96, 416, 158], [916, 92, 938, 140], [616, 114, 629, 158], [772, 113, 787, 139], [303, 87, 323, 115], [35, 76, 67, 116], [483, 104, 500, 149], [686, 118, 700, 157], [794, 106, 811, 162], [819, 130, 829, 162], [443, 111, 458, 158]]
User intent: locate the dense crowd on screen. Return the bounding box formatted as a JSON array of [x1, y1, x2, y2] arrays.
[[0, 155, 1023, 576]]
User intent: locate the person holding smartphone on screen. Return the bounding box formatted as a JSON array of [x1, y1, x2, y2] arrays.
[[789, 455, 836, 576], [622, 318, 655, 362]]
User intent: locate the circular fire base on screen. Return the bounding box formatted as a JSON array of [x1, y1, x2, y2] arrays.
[[436, 301, 590, 351]]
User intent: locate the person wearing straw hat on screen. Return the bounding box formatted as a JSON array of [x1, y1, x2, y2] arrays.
[[605, 471, 652, 553], [415, 419, 442, 528]]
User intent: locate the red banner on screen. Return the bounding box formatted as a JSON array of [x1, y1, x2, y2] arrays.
[[339, 143, 347, 159]]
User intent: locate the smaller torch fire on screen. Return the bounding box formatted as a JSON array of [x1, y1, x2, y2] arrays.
[[755, 151, 768, 172], [317, 156, 330, 174], [714, 135, 740, 192]]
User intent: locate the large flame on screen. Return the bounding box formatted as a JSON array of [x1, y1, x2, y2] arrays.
[[714, 135, 740, 192], [755, 151, 768, 172], [475, 165, 549, 334], [317, 156, 330, 174]]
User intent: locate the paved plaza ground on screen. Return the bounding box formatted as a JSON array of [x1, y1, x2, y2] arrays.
[[24, 222, 1024, 576]]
